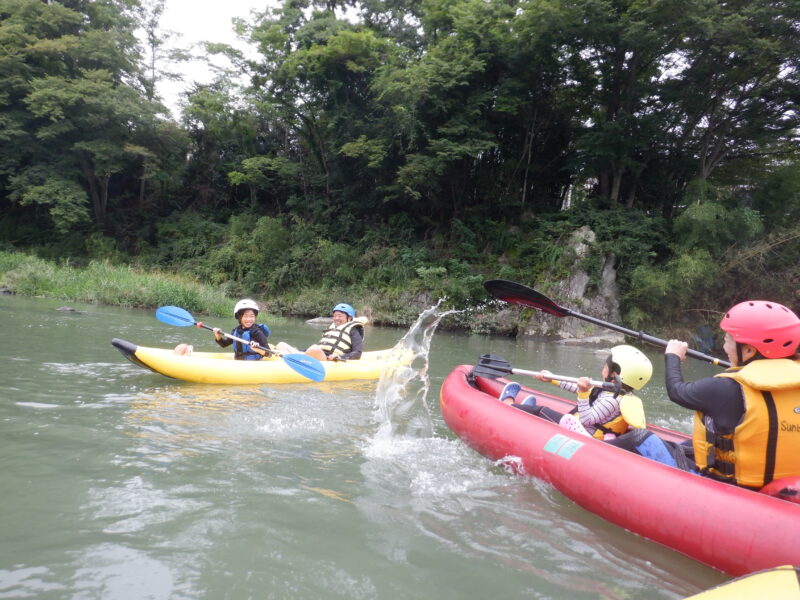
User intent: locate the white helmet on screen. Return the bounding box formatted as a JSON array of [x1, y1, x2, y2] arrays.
[[234, 298, 259, 320]]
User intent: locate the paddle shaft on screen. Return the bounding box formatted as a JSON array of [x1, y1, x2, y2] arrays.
[[558, 306, 730, 368], [510, 368, 613, 391]]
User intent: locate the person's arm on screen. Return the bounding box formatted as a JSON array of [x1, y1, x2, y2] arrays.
[[251, 325, 269, 348], [557, 380, 579, 394], [214, 327, 233, 348], [576, 390, 620, 427], [337, 327, 363, 360], [534, 371, 578, 393], [665, 353, 744, 431], [243, 326, 267, 357]]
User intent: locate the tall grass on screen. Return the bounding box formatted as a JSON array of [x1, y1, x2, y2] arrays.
[[0, 251, 233, 317]]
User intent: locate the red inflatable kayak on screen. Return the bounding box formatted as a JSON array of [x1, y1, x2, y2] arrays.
[[440, 365, 800, 576]]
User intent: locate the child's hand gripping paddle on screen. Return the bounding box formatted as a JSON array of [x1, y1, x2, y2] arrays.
[[472, 353, 621, 393]]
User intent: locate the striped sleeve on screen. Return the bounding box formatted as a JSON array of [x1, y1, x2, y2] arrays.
[[577, 390, 621, 429], [557, 380, 579, 394]]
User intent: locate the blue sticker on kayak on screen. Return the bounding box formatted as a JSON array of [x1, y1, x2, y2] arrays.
[[558, 439, 584, 459], [543, 434, 584, 459], [543, 434, 569, 453]]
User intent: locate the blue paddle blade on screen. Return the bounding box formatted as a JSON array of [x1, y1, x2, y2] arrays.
[[155, 306, 196, 327], [282, 353, 326, 382]]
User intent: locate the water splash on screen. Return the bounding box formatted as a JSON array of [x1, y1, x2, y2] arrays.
[[370, 299, 460, 443]]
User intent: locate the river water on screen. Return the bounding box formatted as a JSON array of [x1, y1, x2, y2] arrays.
[[0, 294, 730, 599]]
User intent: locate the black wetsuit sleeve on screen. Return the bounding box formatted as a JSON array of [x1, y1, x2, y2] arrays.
[[216, 331, 233, 348], [338, 327, 363, 360], [251, 325, 269, 349], [664, 353, 745, 433]]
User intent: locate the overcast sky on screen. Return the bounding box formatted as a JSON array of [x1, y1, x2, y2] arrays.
[[155, 0, 269, 117]]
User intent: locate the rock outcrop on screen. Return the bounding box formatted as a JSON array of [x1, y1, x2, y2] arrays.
[[519, 226, 624, 345]]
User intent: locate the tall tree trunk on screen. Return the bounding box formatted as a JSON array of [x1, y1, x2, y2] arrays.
[[521, 122, 534, 207], [77, 150, 104, 227], [98, 174, 110, 227], [610, 168, 623, 205], [138, 158, 149, 209]]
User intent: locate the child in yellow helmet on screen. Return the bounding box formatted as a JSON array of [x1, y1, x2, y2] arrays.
[[500, 345, 652, 439]]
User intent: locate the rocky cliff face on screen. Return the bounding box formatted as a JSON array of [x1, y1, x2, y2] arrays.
[[513, 226, 624, 345]]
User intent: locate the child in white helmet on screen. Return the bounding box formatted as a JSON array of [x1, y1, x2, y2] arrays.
[[214, 299, 270, 360], [174, 298, 270, 359]]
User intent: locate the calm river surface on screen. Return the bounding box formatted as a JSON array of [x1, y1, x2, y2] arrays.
[[0, 294, 729, 599]]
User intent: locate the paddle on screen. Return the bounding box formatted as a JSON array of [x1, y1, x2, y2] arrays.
[[484, 279, 731, 368], [472, 353, 621, 393], [155, 305, 326, 382]]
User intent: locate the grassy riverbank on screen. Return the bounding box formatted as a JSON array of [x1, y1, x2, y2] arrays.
[[0, 251, 491, 331], [0, 251, 233, 317]]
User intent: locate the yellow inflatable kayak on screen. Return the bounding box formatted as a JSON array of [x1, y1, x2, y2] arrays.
[[684, 565, 800, 599], [111, 338, 412, 384]]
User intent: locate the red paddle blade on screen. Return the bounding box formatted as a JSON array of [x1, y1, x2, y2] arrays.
[[483, 280, 570, 317]]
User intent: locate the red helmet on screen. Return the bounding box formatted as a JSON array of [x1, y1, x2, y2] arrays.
[[720, 300, 800, 358]]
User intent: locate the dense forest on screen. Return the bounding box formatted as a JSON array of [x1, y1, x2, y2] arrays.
[[1, 0, 799, 334]]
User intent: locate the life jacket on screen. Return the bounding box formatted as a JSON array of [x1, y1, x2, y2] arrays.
[[232, 323, 270, 360], [581, 388, 642, 439], [316, 318, 366, 357], [693, 358, 800, 489]]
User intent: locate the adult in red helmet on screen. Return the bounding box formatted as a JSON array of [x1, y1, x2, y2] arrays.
[[665, 300, 800, 489]]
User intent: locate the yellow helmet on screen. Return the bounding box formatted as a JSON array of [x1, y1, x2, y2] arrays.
[[609, 345, 652, 390]]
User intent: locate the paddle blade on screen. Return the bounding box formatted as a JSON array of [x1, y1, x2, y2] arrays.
[[471, 353, 513, 379], [282, 353, 326, 382], [484, 280, 570, 317], [155, 305, 197, 327]]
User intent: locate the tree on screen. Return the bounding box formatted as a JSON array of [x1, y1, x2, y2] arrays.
[[0, 0, 171, 234]]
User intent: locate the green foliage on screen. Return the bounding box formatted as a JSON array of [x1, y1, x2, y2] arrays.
[[494, 207, 667, 293], [0, 0, 177, 234], [449, 219, 480, 260], [84, 233, 123, 264], [204, 214, 292, 290], [143, 211, 226, 275], [625, 250, 720, 328], [673, 200, 763, 254], [8, 166, 90, 233], [1, 0, 799, 335], [0, 251, 231, 316], [750, 161, 800, 229], [415, 265, 447, 289]]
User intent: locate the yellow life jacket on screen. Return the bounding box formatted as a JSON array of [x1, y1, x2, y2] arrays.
[[693, 358, 800, 489], [316, 317, 367, 357], [589, 393, 646, 439]]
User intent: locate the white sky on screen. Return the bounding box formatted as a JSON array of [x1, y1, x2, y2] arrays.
[[156, 0, 270, 118]]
